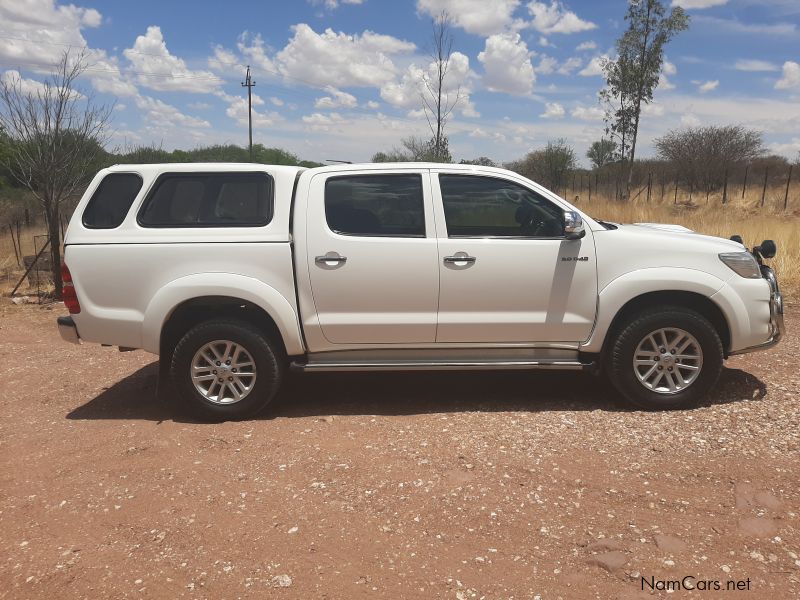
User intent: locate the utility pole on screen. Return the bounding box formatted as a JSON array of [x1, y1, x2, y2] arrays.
[[241, 65, 255, 161]]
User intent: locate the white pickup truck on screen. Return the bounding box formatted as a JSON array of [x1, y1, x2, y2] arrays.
[[58, 162, 784, 420]]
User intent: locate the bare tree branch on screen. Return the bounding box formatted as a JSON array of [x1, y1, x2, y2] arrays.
[[0, 50, 112, 298]]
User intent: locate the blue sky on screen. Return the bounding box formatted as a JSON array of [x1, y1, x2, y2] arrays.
[[0, 0, 798, 166]]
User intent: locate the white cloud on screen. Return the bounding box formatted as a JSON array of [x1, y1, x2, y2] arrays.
[[461, 99, 480, 118], [658, 59, 677, 90], [576, 40, 597, 51], [237, 32, 278, 75], [540, 102, 565, 118], [693, 15, 796, 35], [536, 55, 557, 75], [769, 137, 800, 159], [527, 1, 597, 35], [275, 23, 415, 88], [188, 101, 211, 110], [0, 1, 139, 97], [309, 0, 365, 9], [365, 100, 380, 109], [681, 113, 702, 127], [558, 56, 583, 75], [734, 59, 779, 72], [416, 0, 522, 36], [0, 0, 101, 68], [775, 61, 800, 89], [302, 111, 345, 131], [671, 0, 728, 8], [270, 97, 285, 106], [1, 69, 50, 96], [642, 102, 664, 117], [380, 51, 474, 117], [124, 26, 222, 93], [478, 33, 535, 96], [698, 79, 719, 93], [208, 45, 241, 73], [134, 95, 211, 129], [538, 36, 552, 47], [578, 55, 606, 77], [314, 86, 358, 109], [570, 104, 604, 120]]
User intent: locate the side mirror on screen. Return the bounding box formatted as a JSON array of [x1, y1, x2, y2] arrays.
[[564, 210, 585, 240]]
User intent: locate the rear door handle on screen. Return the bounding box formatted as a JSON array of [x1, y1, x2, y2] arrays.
[[443, 255, 476, 264], [315, 254, 347, 264]]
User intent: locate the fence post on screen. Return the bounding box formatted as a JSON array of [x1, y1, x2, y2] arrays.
[[785, 164, 793, 211], [673, 180, 678, 204], [761, 166, 769, 207], [9, 224, 21, 267], [722, 168, 728, 204], [741, 164, 749, 198], [689, 181, 693, 202]]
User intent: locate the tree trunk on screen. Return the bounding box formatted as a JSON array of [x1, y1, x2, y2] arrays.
[[47, 206, 63, 300]]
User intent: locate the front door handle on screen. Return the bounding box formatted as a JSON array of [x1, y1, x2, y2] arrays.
[[315, 253, 347, 264], [443, 254, 476, 264]]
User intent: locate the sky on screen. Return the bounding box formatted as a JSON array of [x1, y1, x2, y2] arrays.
[[0, 0, 798, 166]]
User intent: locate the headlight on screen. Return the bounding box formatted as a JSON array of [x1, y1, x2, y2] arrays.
[[719, 252, 761, 279]]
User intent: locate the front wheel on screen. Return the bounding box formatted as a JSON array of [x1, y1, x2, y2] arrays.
[[170, 319, 284, 421], [606, 306, 723, 410]]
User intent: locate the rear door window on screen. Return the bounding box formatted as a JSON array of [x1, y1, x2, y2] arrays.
[[138, 172, 273, 227], [82, 173, 143, 229], [324, 174, 425, 237]]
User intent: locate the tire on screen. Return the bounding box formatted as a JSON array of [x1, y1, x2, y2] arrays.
[[169, 319, 284, 421], [606, 306, 723, 410]]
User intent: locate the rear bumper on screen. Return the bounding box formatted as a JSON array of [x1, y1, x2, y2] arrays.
[[729, 266, 784, 356], [57, 316, 81, 344]]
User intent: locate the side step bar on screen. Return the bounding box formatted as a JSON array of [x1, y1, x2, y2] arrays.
[[290, 359, 593, 372]]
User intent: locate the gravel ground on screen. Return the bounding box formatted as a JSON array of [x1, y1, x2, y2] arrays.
[[0, 304, 798, 599]]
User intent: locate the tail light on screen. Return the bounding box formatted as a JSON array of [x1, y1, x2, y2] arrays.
[[62, 263, 81, 314]]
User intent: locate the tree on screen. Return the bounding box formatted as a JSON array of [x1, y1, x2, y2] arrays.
[[0, 51, 112, 298], [586, 138, 618, 169], [507, 139, 576, 192], [601, 0, 689, 197], [459, 157, 498, 167], [420, 12, 462, 162], [655, 125, 764, 193], [371, 135, 450, 163]]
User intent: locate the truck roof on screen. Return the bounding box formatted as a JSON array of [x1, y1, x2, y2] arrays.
[[105, 162, 515, 178], [106, 163, 307, 177]]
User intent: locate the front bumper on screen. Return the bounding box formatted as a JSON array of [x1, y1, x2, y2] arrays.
[[57, 316, 81, 344], [729, 266, 784, 355]]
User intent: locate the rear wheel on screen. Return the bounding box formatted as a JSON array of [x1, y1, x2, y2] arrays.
[[606, 306, 723, 410], [170, 319, 283, 421]]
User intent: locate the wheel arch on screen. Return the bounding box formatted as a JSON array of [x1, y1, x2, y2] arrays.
[[581, 268, 732, 357], [142, 273, 305, 357], [599, 290, 731, 357]]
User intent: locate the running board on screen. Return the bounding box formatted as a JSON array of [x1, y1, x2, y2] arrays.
[[290, 359, 593, 372]]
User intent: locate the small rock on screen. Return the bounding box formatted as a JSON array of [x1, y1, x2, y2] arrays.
[[587, 551, 627, 572], [738, 517, 778, 538], [287, 526, 299, 534], [654, 534, 687, 554], [271, 574, 292, 588]]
